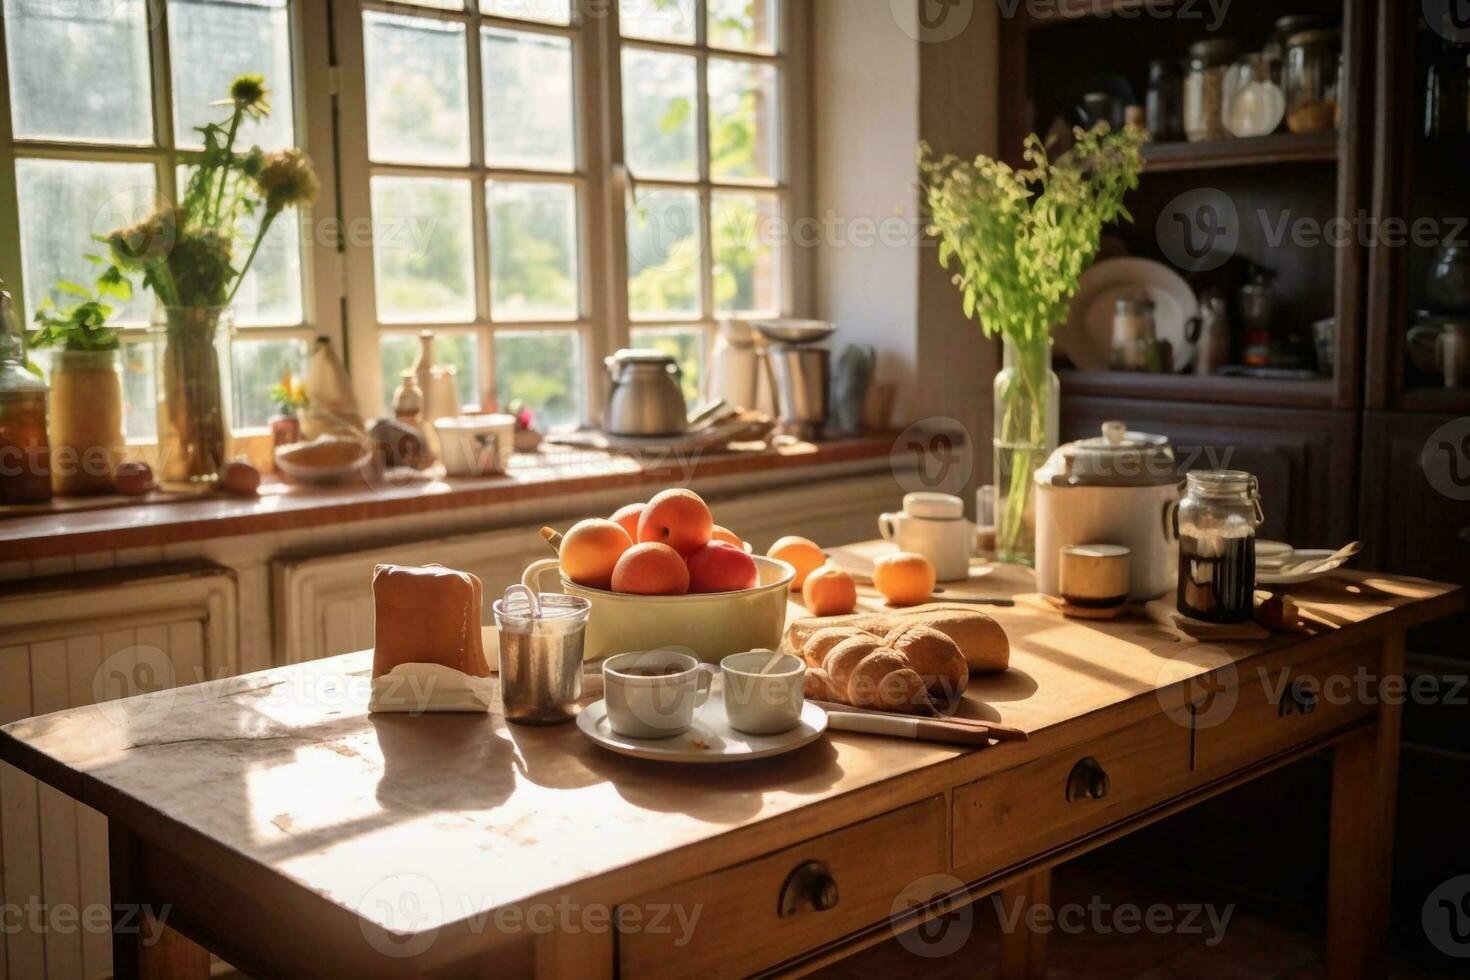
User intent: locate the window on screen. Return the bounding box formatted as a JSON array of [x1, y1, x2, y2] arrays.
[[338, 0, 802, 427], [0, 0, 332, 434]]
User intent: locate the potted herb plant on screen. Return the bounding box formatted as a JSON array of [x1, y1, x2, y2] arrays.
[[102, 74, 318, 488], [919, 125, 1145, 565], [29, 282, 126, 495]]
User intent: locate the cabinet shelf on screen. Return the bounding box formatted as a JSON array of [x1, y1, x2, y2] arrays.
[[1399, 385, 1470, 416], [1057, 369, 1337, 409], [1142, 132, 1340, 174]]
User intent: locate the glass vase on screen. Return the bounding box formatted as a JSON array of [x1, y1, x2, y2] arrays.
[[993, 335, 1060, 566], [152, 306, 234, 489], [50, 349, 125, 495]]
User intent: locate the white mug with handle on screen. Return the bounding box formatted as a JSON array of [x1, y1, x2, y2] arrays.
[[878, 492, 976, 582]]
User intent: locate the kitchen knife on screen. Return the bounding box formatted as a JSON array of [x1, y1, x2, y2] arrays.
[[824, 710, 1003, 746]]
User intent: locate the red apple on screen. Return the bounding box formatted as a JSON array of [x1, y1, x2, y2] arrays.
[[686, 542, 759, 594]]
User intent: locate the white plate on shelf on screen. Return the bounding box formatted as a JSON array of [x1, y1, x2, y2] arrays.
[[576, 694, 828, 764], [1257, 549, 1347, 586], [1059, 257, 1199, 372]]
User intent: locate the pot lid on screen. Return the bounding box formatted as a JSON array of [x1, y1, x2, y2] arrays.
[[1037, 421, 1180, 488]]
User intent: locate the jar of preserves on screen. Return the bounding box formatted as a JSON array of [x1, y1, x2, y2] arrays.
[[1183, 39, 1238, 142], [1284, 28, 1341, 133], [1176, 471, 1263, 624], [0, 324, 52, 505]]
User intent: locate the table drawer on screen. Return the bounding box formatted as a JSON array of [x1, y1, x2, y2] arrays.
[[953, 713, 1191, 880], [618, 796, 946, 978], [1194, 642, 1379, 773]]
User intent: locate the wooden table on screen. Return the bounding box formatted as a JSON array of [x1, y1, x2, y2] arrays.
[[0, 544, 1460, 979]]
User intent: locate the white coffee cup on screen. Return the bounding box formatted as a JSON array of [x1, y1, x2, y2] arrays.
[[602, 649, 715, 740], [879, 492, 976, 581], [720, 651, 806, 735]]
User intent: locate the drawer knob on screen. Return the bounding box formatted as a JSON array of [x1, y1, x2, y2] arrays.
[[777, 861, 840, 917], [1278, 679, 1319, 717], [1065, 757, 1111, 802]]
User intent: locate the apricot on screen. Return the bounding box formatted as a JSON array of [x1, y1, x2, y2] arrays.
[[767, 536, 826, 591], [686, 541, 759, 594], [802, 565, 858, 617], [611, 502, 645, 541], [611, 542, 690, 596], [873, 552, 937, 607], [711, 525, 745, 549], [559, 518, 633, 590], [638, 488, 714, 556]]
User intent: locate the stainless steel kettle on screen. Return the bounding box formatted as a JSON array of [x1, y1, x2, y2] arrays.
[[604, 349, 688, 436]]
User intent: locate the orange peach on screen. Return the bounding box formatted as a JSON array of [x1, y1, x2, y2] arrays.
[[873, 552, 937, 607], [611, 542, 690, 596], [637, 488, 714, 556], [711, 525, 745, 549], [610, 502, 645, 541], [802, 565, 858, 617], [686, 541, 759, 594], [559, 519, 633, 590], [768, 536, 826, 591]]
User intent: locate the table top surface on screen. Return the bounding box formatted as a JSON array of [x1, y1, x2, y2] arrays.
[[0, 541, 1460, 940]]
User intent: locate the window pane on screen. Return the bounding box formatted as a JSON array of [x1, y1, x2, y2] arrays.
[[170, 0, 295, 151], [363, 12, 470, 166], [627, 188, 701, 320], [481, 0, 571, 25], [709, 59, 780, 182], [708, 0, 778, 53], [3, 0, 152, 143], [380, 332, 480, 413], [121, 339, 157, 442], [232, 337, 308, 430], [371, 177, 476, 323], [621, 49, 697, 180], [630, 325, 703, 405], [619, 0, 695, 43], [488, 182, 579, 320], [482, 28, 575, 171], [494, 330, 581, 429], [15, 159, 156, 325], [713, 191, 781, 316]]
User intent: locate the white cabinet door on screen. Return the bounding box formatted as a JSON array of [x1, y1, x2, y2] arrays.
[[0, 564, 238, 980]]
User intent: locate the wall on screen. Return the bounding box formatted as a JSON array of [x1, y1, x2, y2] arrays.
[[811, 0, 921, 423]]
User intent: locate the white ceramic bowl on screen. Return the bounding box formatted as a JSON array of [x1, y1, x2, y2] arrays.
[[520, 556, 795, 663]]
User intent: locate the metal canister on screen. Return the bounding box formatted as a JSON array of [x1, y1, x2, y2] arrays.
[[494, 590, 592, 726]]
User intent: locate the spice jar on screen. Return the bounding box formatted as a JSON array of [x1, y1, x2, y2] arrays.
[[1226, 52, 1285, 137], [0, 327, 52, 505], [1177, 471, 1262, 624], [1184, 39, 1238, 142], [1145, 59, 1185, 142], [1284, 28, 1341, 133]]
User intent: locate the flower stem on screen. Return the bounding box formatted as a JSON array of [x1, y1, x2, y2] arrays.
[[225, 208, 278, 307], [211, 109, 243, 227]]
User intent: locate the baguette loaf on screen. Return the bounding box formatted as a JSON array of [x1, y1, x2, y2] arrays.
[[785, 605, 1010, 673]]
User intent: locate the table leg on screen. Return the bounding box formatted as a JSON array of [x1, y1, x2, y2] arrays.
[[999, 868, 1052, 980], [1326, 633, 1405, 980], [109, 823, 210, 980]]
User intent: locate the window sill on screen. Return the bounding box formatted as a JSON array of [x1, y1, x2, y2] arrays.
[[0, 436, 899, 561]]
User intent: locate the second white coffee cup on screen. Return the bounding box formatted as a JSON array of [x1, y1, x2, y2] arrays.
[[602, 649, 715, 740], [720, 651, 806, 735]]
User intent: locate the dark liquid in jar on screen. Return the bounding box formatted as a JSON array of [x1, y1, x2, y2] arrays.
[[1177, 533, 1256, 623]]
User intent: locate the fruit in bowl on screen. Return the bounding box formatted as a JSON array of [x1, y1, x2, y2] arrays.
[[523, 488, 796, 662]]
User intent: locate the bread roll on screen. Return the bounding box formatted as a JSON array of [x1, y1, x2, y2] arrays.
[[804, 667, 835, 701], [801, 626, 872, 668], [876, 668, 934, 714], [847, 651, 933, 712], [822, 637, 885, 699], [786, 605, 1009, 673], [883, 623, 968, 699], [372, 564, 489, 678]]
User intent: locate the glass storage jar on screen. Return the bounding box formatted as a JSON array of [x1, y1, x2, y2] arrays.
[[1225, 52, 1285, 137], [1284, 28, 1341, 133], [49, 349, 125, 495], [1183, 39, 1238, 142], [1145, 58, 1184, 142], [1176, 471, 1263, 624], [0, 329, 52, 504]]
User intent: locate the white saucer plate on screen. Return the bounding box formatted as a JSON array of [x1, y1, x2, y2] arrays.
[[576, 695, 828, 764], [1257, 549, 1346, 586]]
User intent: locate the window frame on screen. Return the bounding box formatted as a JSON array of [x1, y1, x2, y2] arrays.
[[0, 0, 343, 437], [332, 0, 813, 425]]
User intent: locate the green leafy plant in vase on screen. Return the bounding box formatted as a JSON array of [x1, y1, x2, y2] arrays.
[[920, 124, 1145, 565], [29, 282, 126, 495], [101, 74, 319, 488]]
